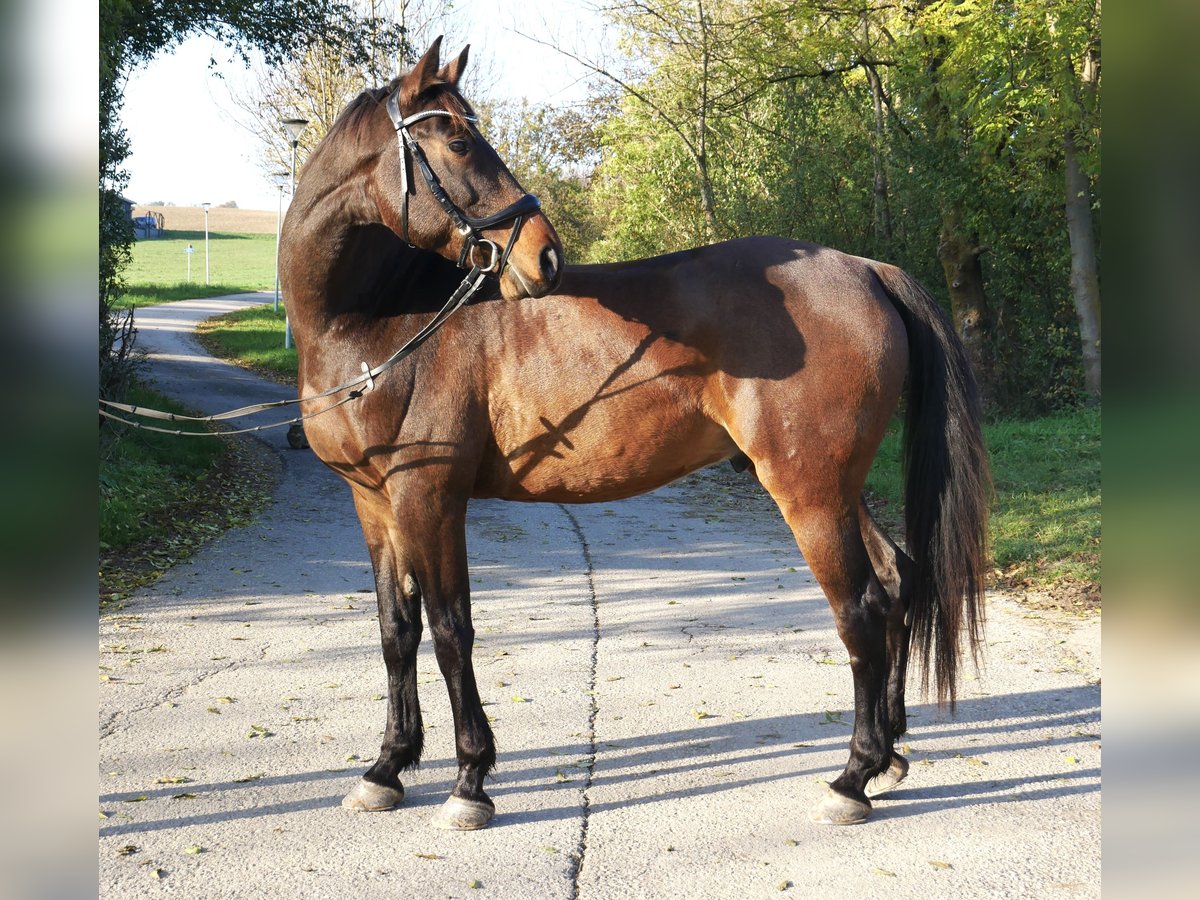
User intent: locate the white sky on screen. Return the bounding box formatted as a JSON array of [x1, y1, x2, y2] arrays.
[[122, 1, 605, 211]]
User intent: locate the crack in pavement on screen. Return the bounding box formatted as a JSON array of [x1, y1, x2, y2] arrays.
[[558, 505, 600, 900], [98, 659, 243, 739]]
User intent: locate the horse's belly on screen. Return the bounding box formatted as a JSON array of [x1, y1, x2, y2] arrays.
[[476, 406, 736, 503]]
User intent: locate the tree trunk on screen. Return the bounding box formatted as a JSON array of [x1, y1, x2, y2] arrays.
[[1062, 0, 1101, 401], [861, 9, 891, 244], [695, 154, 718, 242], [919, 33, 994, 402], [696, 0, 717, 242], [865, 64, 893, 244], [938, 210, 992, 402], [1064, 130, 1101, 399]]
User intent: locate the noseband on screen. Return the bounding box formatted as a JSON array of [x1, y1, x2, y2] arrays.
[[386, 91, 542, 277]]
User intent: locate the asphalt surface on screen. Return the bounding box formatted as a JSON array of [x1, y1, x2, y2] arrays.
[[99, 295, 1101, 898]]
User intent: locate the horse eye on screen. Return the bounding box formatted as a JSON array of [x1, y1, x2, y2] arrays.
[[448, 139, 469, 155]]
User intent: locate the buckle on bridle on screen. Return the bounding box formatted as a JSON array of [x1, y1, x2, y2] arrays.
[[469, 238, 502, 273]]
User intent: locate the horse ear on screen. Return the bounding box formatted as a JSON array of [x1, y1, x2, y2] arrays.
[[439, 45, 470, 86], [399, 36, 444, 106]]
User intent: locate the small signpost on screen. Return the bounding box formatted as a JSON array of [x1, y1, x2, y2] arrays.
[[185, 244, 194, 283]]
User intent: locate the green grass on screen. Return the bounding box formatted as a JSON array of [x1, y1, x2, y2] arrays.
[[100, 383, 225, 551], [866, 406, 1101, 591], [114, 282, 270, 308], [99, 382, 277, 604], [195, 304, 298, 383], [115, 229, 278, 308]]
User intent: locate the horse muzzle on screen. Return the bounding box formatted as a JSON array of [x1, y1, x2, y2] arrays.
[[499, 213, 563, 300]]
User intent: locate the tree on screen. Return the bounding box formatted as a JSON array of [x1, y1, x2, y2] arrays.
[[228, 1, 469, 182], [1059, 0, 1101, 400], [550, 0, 1099, 413], [99, 0, 367, 406], [480, 99, 606, 264], [523, 0, 754, 245]]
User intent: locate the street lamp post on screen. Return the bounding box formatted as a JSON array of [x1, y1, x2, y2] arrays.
[[200, 202, 211, 285], [272, 172, 289, 313], [280, 118, 309, 350]]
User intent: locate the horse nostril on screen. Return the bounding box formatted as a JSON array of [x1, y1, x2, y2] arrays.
[[539, 246, 560, 285]]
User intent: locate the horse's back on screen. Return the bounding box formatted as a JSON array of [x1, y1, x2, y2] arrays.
[[471, 237, 908, 502]]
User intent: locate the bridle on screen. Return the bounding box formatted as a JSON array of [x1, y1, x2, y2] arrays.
[[385, 90, 542, 278], [98, 91, 546, 438]]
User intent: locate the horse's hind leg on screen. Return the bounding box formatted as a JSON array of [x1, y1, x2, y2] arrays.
[[765, 487, 894, 826], [859, 498, 915, 798], [342, 489, 425, 811]]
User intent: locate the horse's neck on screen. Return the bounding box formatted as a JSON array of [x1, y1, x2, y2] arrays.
[[290, 201, 471, 328]]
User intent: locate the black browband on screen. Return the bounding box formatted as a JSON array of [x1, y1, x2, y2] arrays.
[[385, 91, 541, 276]]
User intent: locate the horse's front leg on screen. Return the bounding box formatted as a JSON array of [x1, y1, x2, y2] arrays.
[[415, 502, 496, 830], [342, 489, 424, 812]]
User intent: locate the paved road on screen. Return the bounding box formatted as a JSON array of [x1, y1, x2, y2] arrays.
[[99, 295, 1101, 898]]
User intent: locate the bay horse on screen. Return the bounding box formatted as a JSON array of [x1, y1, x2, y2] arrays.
[[279, 38, 989, 831]]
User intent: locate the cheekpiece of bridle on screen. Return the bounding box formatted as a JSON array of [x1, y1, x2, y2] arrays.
[[385, 90, 541, 278]]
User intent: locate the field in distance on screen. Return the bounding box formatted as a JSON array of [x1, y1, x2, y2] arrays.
[[134, 204, 278, 234]]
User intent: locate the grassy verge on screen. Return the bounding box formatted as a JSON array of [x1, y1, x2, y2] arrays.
[[114, 229, 278, 309], [866, 406, 1100, 609], [198, 304, 1101, 607], [99, 382, 277, 606], [195, 304, 298, 384], [114, 283, 269, 308]]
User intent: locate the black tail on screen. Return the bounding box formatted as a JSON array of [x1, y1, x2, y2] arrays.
[[873, 263, 991, 707]]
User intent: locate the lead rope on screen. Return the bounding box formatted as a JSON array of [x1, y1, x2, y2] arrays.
[[98, 265, 488, 437]]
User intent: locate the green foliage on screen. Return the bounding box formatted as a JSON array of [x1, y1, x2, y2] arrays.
[[866, 407, 1100, 590], [99, 382, 277, 602], [481, 100, 607, 265], [561, 0, 1100, 415]]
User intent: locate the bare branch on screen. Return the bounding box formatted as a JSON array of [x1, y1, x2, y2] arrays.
[[512, 28, 702, 160]]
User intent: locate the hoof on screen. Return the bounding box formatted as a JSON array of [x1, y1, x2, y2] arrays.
[[809, 788, 871, 826], [341, 778, 404, 811], [429, 795, 494, 831], [866, 753, 910, 799]]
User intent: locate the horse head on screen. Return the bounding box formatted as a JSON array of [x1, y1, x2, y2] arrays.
[[373, 37, 563, 300]]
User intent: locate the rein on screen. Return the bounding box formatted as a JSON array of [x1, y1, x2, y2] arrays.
[[99, 91, 538, 439], [98, 265, 488, 437]]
